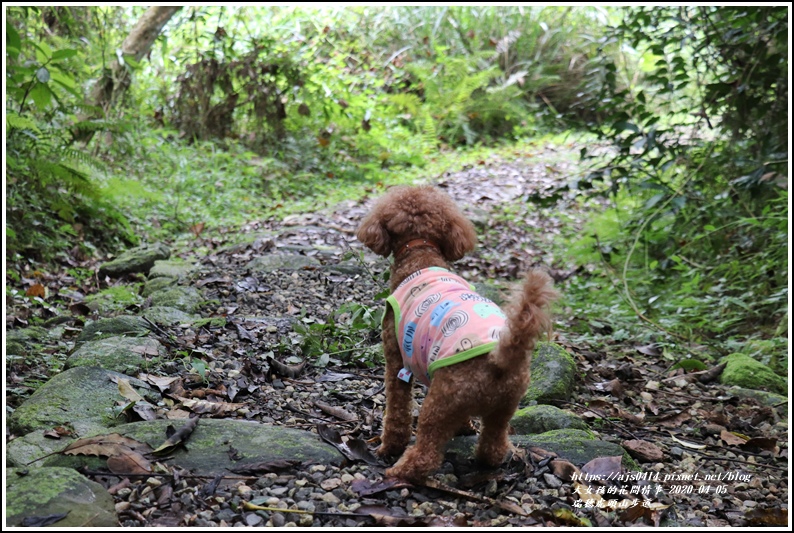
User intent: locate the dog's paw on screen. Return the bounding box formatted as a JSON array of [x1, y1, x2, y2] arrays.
[[376, 442, 407, 459]]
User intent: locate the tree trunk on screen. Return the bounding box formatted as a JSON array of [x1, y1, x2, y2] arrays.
[[79, 6, 182, 144]]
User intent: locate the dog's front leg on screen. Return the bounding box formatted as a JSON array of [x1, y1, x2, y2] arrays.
[[377, 306, 413, 458]]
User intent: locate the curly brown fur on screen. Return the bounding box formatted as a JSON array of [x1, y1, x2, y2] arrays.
[[357, 185, 557, 482]]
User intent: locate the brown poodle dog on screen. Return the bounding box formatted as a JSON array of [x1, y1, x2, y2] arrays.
[[357, 185, 557, 482]]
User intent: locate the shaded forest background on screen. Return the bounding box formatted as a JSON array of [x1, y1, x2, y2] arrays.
[[4, 6, 789, 372]]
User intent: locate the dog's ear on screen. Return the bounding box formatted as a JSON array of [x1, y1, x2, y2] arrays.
[[439, 216, 477, 262], [357, 214, 392, 257]]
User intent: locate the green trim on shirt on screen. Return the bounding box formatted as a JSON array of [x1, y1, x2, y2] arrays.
[[427, 341, 497, 378]]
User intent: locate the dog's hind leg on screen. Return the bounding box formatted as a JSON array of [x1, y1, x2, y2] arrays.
[[386, 375, 467, 482], [474, 407, 515, 467], [377, 306, 413, 458]]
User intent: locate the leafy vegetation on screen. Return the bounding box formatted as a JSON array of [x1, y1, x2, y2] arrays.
[[556, 6, 788, 361]]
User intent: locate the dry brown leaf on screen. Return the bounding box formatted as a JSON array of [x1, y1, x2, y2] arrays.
[[106, 449, 153, 475], [314, 401, 357, 422], [140, 374, 181, 393], [26, 283, 46, 298], [656, 411, 691, 428], [62, 434, 154, 457], [152, 416, 199, 454], [745, 507, 788, 526], [741, 437, 778, 453], [622, 439, 664, 462], [177, 396, 243, 415], [549, 459, 580, 481], [118, 378, 144, 403], [581, 455, 623, 480], [720, 429, 748, 446]]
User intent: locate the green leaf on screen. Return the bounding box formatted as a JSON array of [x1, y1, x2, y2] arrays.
[[614, 121, 639, 133], [6, 21, 21, 56], [29, 83, 53, 110], [51, 48, 78, 62], [670, 359, 708, 372]]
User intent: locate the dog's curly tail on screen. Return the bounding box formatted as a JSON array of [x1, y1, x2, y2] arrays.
[[491, 269, 557, 372]]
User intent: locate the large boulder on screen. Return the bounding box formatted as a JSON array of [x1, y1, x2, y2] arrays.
[[6, 467, 118, 527], [65, 336, 165, 374], [511, 404, 589, 434], [523, 342, 578, 405], [8, 366, 155, 436], [720, 353, 787, 395], [97, 243, 171, 278]]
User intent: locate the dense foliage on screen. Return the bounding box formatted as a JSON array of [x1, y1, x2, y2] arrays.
[[560, 6, 788, 364]]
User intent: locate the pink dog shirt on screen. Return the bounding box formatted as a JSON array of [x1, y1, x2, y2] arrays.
[[385, 267, 507, 386]]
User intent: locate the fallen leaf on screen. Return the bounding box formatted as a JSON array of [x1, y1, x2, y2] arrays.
[[622, 440, 664, 462], [550, 459, 580, 481], [106, 449, 153, 475], [351, 477, 410, 497], [118, 378, 144, 403], [62, 434, 154, 457], [314, 401, 357, 422], [740, 437, 778, 453], [745, 507, 788, 526], [26, 283, 46, 298], [21, 513, 70, 527], [581, 455, 623, 480], [720, 429, 748, 446], [152, 416, 199, 454], [669, 433, 706, 450]]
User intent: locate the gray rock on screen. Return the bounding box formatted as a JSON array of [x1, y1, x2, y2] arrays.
[[42, 419, 344, 475], [246, 254, 321, 272], [523, 342, 578, 404], [8, 366, 155, 436], [141, 305, 195, 326], [449, 429, 635, 469], [65, 336, 165, 374], [720, 353, 787, 395], [729, 386, 788, 417], [98, 243, 171, 278], [6, 430, 75, 468], [6, 467, 118, 527], [141, 276, 178, 297], [511, 404, 588, 434], [6, 326, 55, 355], [77, 315, 152, 343], [149, 286, 203, 313], [148, 259, 196, 280], [84, 286, 142, 314], [473, 282, 506, 306]]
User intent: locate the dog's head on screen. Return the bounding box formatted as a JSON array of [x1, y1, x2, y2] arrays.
[[356, 185, 477, 261]]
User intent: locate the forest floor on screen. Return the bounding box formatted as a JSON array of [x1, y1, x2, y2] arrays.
[[5, 140, 788, 527]]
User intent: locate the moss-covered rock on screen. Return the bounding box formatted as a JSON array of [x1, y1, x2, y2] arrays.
[[523, 342, 578, 405], [41, 419, 343, 474], [511, 404, 588, 434], [246, 253, 321, 272], [448, 428, 636, 469], [149, 286, 203, 313], [97, 242, 171, 278], [8, 366, 156, 436], [65, 336, 165, 374], [6, 430, 75, 468], [141, 276, 178, 297], [77, 315, 152, 343], [84, 285, 142, 314], [148, 259, 196, 280], [720, 353, 787, 395], [6, 467, 118, 527], [141, 305, 195, 325]]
